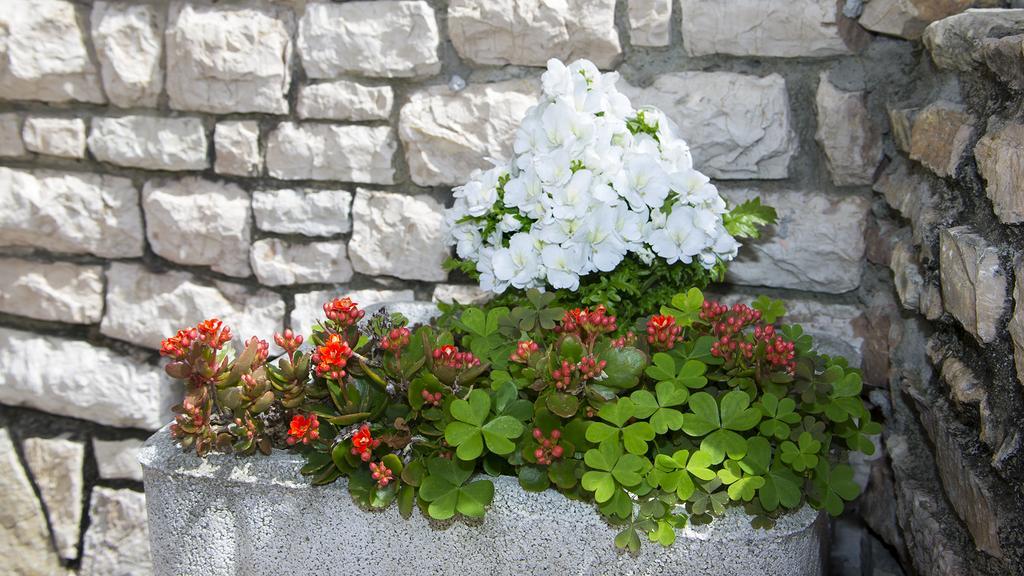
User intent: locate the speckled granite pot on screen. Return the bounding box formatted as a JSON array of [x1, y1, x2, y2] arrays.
[[140, 426, 826, 576]]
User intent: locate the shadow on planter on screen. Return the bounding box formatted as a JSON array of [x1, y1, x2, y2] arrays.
[[140, 425, 826, 576]]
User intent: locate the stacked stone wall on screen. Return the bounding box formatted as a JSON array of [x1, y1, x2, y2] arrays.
[[0, 1, 1019, 574]]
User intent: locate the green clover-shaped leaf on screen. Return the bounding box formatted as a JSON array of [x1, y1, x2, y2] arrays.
[[812, 462, 860, 516], [752, 295, 786, 323], [418, 458, 495, 520], [682, 391, 762, 463], [825, 371, 865, 423], [645, 353, 708, 390], [581, 440, 650, 502], [780, 431, 821, 472], [650, 449, 716, 500], [445, 389, 524, 460], [716, 459, 766, 502], [585, 397, 656, 455], [759, 456, 803, 512], [757, 393, 800, 439], [630, 380, 688, 434]]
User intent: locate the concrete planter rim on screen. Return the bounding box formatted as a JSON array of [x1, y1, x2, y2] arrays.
[[139, 424, 821, 539], [140, 424, 826, 576]]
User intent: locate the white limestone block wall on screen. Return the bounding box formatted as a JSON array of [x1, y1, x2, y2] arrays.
[[1, 0, 1014, 574]]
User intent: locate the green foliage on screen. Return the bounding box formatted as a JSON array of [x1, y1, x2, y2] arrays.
[[195, 287, 881, 552], [723, 197, 778, 239]]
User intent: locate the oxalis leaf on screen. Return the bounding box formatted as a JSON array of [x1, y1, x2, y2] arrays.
[[682, 391, 762, 463], [418, 458, 495, 520], [812, 462, 860, 517], [585, 397, 655, 455], [581, 439, 650, 502], [444, 390, 524, 460]]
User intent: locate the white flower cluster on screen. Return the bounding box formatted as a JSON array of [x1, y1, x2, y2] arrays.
[[445, 58, 740, 294]]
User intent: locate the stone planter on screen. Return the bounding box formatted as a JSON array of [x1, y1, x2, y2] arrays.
[[140, 426, 826, 576]]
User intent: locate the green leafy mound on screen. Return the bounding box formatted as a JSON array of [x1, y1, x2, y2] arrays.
[[296, 289, 878, 551]]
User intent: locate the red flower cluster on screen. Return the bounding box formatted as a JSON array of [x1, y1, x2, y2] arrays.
[[350, 424, 380, 462], [369, 461, 394, 488], [555, 306, 617, 338], [646, 315, 682, 351], [509, 340, 540, 363], [313, 333, 353, 380], [381, 327, 411, 356], [432, 345, 480, 369], [160, 318, 233, 360], [286, 414, 320, 446], [323, 297, 365, 328], [197, 318, 232, 350], [160, 327, 197, 360], [532, 427, 565, 465]]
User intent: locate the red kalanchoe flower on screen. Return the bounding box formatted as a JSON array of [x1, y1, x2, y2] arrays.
[[314, 333, 353, 380], [160, 327, 197, 360], [350, 424, 380, 462], [509, 340, 540, 364], [323, 297, 365, 328], [555, 308, 586, 334], [581, 305, 617, 335], [286, 413, 320, 446], [432, 345, 481, 369], [380, 327, 411, 356], [647, 315, 683, 351], [369, 461, 394, 488], [196, 318, 232, 350], [273, 329, 304, 353]]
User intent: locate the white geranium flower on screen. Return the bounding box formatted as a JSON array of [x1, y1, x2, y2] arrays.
[[648, 206, 707, 264], [542, 244, 585, 290], [615, 154, 669, 210], [442, 57, 741, 294], [493, 233, 541, 289]]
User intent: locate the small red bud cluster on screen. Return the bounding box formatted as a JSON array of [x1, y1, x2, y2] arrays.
[[432, 345, 480, 369], [551, 360, 574, 390], [754, 325, 796, 371], [532, 427, 565, 465], [286, 414, 320, 446], [555, 306, 617, 341], [169, 398, 210, 443], [350, 424, 380, 462], [611, 331, 637, 349], [312, 333, 353, 381], [273, 329, 304, 353], [646, 315, 682, 351], [234, 416, 257, 440], [578, 355, 606, 380], [245, 336, 270, 369], [550, 355, 606, 389], [420, 388, 443, 407], [323, 297, 365, 328], [381, 327, 411, 357], [370, 461, 394, 488], [509, 340, 540, 363]]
